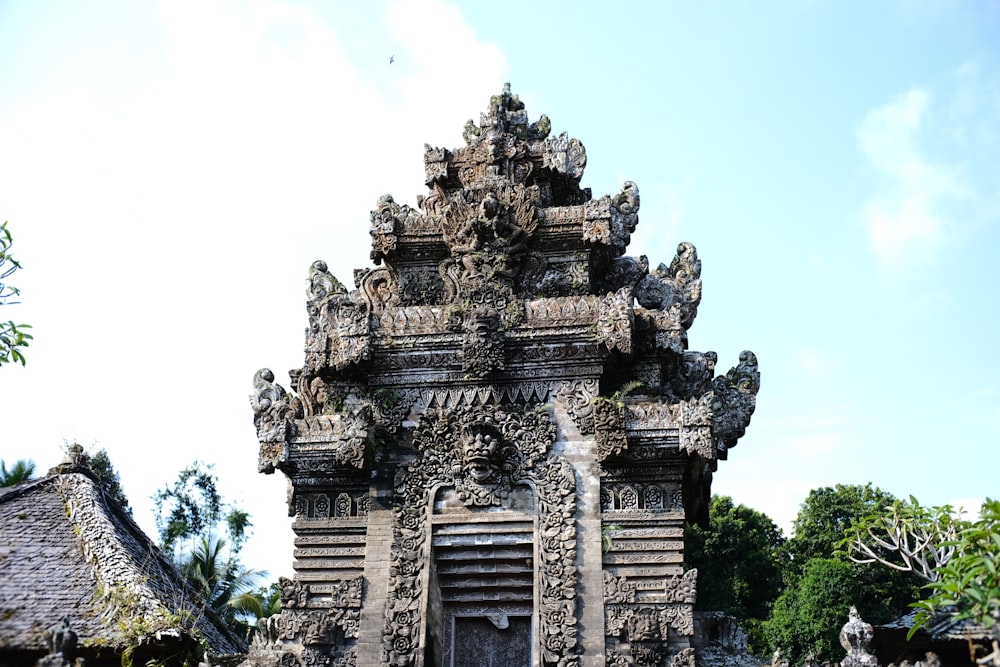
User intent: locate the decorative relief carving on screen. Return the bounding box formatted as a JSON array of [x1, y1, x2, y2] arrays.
[[603, 572, 636, 604], [382, 406, 579, 667], [279, 577, 310, 609], [304, 261, 371, 372], [295, 491, 369, 520], [251, 576, 363, 666], [712, 351, 760, 456], [594, 399, 628, 460], [635, 242, 702, 331], [369, 194, 426, 265], [355, 266, 399, 315], [600, 483, 682, 513], [252, 369, 303, 471], [543, 131, 587, 179], [555, 379, 598, 435], [583, 182, 640, 257], [597, 287, 634, 355], [290, 408, 372, 470], [462, 83, 551, 146]]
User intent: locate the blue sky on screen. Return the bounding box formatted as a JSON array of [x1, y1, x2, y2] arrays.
[[1, 1, 998, 578]]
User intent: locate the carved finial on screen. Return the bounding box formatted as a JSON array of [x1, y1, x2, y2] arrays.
[[251, 368, 286, 414], [49, 443, 90, 476], [840, 606, 877, 667], [635, 242, 703, 330], [306, 260, 345, 304], [464, 83, 550, 145], [711, 351, 761, 457]]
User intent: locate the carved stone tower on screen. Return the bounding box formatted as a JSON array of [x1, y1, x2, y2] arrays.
[[248, 84, 759, 667]]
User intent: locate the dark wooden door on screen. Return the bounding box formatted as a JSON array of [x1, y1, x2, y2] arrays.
[[452, 616, 531, 667]]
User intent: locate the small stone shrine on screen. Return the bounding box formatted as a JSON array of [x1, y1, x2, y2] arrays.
[[248, 84, 760, 667]]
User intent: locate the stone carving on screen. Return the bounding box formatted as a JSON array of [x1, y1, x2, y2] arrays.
[[603, 572, 637, 604], [840, 606, 877, 667], [712, 351, 761, 456], [304, 260, 371, 372], [594, 398, 629, 460], [555, 378, 598, 434], [383, 406, 578, 667], [369, 194, 425, 266], [597, 287, 635, 355], [635, 242, 703, 331], [37, 617, 79, 667], [249, 85, 762, 667], [279, 577, 309, 609], [543, 131, 586, 179], [251, 368, 301, 450], [584, 181, 640, 257], [462, 83, 552, 146]]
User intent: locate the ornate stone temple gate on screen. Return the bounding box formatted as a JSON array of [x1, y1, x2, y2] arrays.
[[247, 85, 760, 667]]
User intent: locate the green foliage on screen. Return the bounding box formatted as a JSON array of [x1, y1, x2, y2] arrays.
[[790, 483, 898, 567], [154, 462, 269, 642], [593, 380, 644, 408], [0, 221, 32, 366], [764, 558, 857, 663], [844, 495, 964, 583], [183, 535, 265, 641], [153, 462, 247, 559], [82, 445, 132, 514], [761, 484, 921, 663], [686, 495, 787, 652], [0, 458, 36, 486], [911, 498, 1000, 637]]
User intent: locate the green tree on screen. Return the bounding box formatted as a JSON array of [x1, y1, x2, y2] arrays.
[[763, 485, 922, 664], [844, 495, 963, 583], [153, 461, 250, 559], [848, 496, 1000, 663], [789, 483, 898, 567], [1, 221, 32, 366], [153, 462, 267, 639], [183, 535, 266, 641], [916, 499, 999, 662], [686, 495, 788, 651], [88, 446, 132, 514], [0, 458, 36, 486]]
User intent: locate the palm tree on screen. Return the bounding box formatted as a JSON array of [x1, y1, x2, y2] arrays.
[[182, 535, 266, 639], [0, 459, 35, 486]]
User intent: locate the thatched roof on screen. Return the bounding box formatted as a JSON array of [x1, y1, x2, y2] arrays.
[[0, 464, 245, 662]]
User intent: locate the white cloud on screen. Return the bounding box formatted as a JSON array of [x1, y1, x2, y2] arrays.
[[859, 89, 966, 271], [0, 0, 508, 580]]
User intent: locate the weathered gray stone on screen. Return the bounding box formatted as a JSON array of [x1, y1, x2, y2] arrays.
[[248, 84, 759, 667]]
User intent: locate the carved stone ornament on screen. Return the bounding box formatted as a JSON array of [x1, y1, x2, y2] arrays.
[[304, 260, 371, 372], [251, 368, 303, 450], [839, 606, 878, 667], [635, 242, 703, 331], [382, 406, 579, 667], [248, 85, 763, 667], [555, 378, 598, 435], [712, 350, 761, 456], [594, 398, 629, 460], [597, 286, 634, 355]]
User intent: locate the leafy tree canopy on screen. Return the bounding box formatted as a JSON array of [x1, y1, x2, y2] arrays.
[[153, 461, 250, 560], [789, 483, 898, 566], [848, 495, 999, 643], [154, 461, 272, 640], [0, 458, 36, 486], [87, 446, 131, 514], [686, 495, 787, 652], [1, 221, 32, 366]]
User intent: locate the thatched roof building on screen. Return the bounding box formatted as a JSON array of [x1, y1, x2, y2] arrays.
[[0, 450, 245, 666]]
